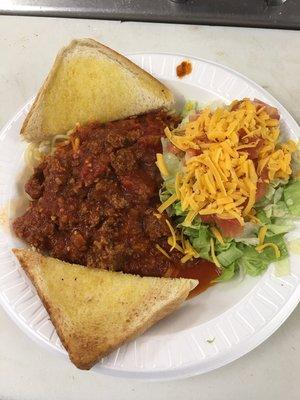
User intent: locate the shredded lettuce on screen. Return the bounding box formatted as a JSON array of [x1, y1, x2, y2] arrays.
[[159, 138, 181, 195], [192, 239, 211, 261], [256, 210, 270, 225], [234, 222, 259, 246], [255, 179, 292, 220], [264, 201, 290, 218], [159, 188, 172, 204], [237, 235, 288, 276], [181, 219, 205, 237], [214, 263, 236, 282], [163, 153, 181, 178], [181, 221, 212, 261], [181, 100, 199, 118], [215, 241, 232, 252], [270, 178, 289, 188], [257, 183, 290, 219], [273, 187, 284, 204], [173, 201, 186, 217], [165, 195, 292, 280], [287, 238, 300, 255], [243, 258, 269, 277], [178, 100, 199, 127], [216, 244, 244, 267], [262, 235, 289, 261], [274, 258, 291, 277], [239, 245, 269, 276], [267, 218, 294, 236], [283, 179, 300, 217], [161, 138, 182, 176], [156, 100, 297, 283], [255, 185, 275, 208]]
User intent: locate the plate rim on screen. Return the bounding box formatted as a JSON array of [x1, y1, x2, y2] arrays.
[[0, 52, 299, 381], [129, 51, 299, 131]]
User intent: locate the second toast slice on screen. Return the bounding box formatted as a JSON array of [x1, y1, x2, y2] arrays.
[[13, 248, 196, 370]]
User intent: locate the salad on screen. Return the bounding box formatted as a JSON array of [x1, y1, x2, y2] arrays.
[[156, 98, 300, 281]]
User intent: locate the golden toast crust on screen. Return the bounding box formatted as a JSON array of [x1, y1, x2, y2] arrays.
[[13, 248, 196, 370]]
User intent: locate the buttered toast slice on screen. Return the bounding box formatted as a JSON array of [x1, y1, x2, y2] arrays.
[[13, 248, 196, 370], [21, 38, 174, 142]]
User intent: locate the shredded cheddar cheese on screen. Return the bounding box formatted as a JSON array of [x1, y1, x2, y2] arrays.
[[210, 238, 222, 269], [157, 193, 177, 213], [159, 218, 199, 263], [210, 227, 224, 245], [165, 219, 177, 250], [161, 218, 201, 263], [180, 238, 199, 263], [258, 225, 268, 245], [167, 237, 184, 253], [160, 99, 297, 226], [156, 153, 169, 177], [184, 239, 198, 258], [153, 212, 162, 219], [183, 209, 198, 226], [155, 244, 171, 259], [255, 242, 281, 259], [180, 253, 194, 263]]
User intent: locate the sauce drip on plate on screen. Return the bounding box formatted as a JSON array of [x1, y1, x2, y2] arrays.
[[176, 60, 192, 78], [169, 260, 220, 298]]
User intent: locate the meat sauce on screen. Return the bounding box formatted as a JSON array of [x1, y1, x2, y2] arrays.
[[13, 111, 219, 293]]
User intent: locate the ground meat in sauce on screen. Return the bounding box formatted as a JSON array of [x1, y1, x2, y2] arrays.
[[13, 110, 218, 282], [13, 112, 175, 275]]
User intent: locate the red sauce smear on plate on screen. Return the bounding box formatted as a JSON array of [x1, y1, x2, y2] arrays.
[[176, 60, 192, 78], [169, 260, 220, 298]]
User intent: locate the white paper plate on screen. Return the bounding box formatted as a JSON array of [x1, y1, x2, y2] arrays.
[[0, 53, 299, 381]]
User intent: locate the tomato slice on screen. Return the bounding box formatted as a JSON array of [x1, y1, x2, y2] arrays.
[[231, 101, 242, 111], [253, 99, 280, 120], [189, 112, 202, 122], [256, 168, 269, 202], [233, 99, 280, 120], [166, 143, 182, 155], [243, 139, 264, 160], [238, 128, 247, 139], [200, 215, 215, 224], [214, 216, 243, 238], [256, 181, 267, 202], [201, 215, 243, 238]]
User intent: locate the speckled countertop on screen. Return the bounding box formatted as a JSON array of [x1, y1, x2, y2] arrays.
[[0, 15, 299, 400]]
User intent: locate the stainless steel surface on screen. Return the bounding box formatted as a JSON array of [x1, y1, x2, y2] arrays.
[[0, 0, 299, 29], [267, 0, 287, 5]]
